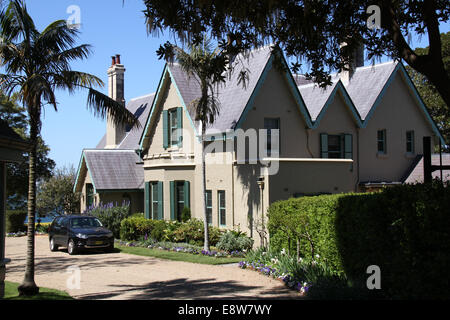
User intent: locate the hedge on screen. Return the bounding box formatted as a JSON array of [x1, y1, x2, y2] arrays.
[[267, 180, 450, 299], [120, 216, 223, 246], [6, 210, 27, 233]]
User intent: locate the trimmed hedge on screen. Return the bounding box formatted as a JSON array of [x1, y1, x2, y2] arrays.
[[267, 181, 450, 299], [6, 210, 27, 233]]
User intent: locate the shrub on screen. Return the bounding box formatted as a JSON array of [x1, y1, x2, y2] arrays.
[[6, 210, 27, 233], [86, 201, 132, 239], [181, 207, 191, 222], [216, 231, 254, 253], [120, 215, 155, 241], [267, 180, 450, 299], [151, 220, 168, 241]]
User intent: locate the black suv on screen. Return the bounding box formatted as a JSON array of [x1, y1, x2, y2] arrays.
[[48, 215, 114, 255]]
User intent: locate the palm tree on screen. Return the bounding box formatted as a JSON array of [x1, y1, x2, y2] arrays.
[[0, 0, 138, 295], [170, 38, 228, 251]]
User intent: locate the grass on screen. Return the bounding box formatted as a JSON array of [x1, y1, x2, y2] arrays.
[[117, 245, 243, 265], [2, 281, 73, 300]]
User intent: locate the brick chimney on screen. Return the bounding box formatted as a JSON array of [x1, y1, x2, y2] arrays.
[[339, 42, 364, 85], [105, 54, 126, 149]]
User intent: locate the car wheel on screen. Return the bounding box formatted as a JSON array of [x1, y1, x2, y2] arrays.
[[67, 239, 78, 255], [49, 237, 59, 252]]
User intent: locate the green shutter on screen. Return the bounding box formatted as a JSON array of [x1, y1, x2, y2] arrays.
[[157, 181, 164, 220], [184, 180, 190, 209], [320, 133, 328, 158], [163, 110, 169, 149], [170, 181, 175, 220], [144, 182, 150, 219], [344, 134, 353, 159], [177, 107, 183, 147]]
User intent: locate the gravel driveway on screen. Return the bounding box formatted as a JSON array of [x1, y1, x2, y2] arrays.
[[4, 236, 301, 300]]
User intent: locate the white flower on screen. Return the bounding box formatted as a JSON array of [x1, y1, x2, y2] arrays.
[[280, 248, 286, 256], [315, 254, 320, 259]]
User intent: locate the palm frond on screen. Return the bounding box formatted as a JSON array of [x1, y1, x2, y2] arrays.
[[87, 88, 140, 130]]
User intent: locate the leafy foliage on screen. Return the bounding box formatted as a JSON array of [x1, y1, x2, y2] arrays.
[[6, 209, 27, 233], [143, 0, 450, 107], [216, 230, 254, 253], [85, 201, 132, 239], [36, 166, 80, 216], [267, 180, 450, 299], [0, 91, 55, 209], [406, 32, 450, 149]]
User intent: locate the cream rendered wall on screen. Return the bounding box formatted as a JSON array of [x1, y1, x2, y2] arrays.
[[359, 72, 436, 183], [238, 66, 311, 158], [309, 91, 359, 190]]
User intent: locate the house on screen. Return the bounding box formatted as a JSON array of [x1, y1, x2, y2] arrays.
[[0, 119, 31, 298], [74, 47, 444, 245]]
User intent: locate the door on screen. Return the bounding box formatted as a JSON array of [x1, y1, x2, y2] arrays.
[[59, 217, 69, 246]]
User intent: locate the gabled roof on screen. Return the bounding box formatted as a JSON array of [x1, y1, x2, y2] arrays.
[[345, 61, 398, 120], [139, 45, 314, 147], [74, 149, 144, 193], [96, 93, 155, 149], [403, 154, 450, 183]]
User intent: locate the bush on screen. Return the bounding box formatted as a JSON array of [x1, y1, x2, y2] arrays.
[[6, 210, 27, 233], [119, 216, 223, 246], [86, 201, 132, 239], [216, 231, 254, 253], [181, 207, 191, 222], [120, 215, 156, 241], [267, 180, 450, 299]]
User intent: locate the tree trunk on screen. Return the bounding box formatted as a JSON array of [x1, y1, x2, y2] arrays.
[[18, 114, 39, 296], [201, 122, 210, 251]]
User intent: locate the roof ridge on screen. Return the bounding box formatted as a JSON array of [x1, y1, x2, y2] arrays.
[[128, 92, 156, 101]]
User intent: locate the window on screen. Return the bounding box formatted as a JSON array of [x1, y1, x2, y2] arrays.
[[170, 181, 190, 221], [145, 181, 163, 220], [163, 107, 183, 149], [169, 108, 179, 147], [320, 133, 353, 159], [406, 131, 415, 153], [205, 190, 212, 225], [218, 190, 226, 227], [86, 183, 94, 208], [327, 135, 342, 159], [377, 130, 386, 154], [264, 118, 280, 156]]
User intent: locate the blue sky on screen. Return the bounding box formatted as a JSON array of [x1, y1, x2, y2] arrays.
[[22, 1, 450, 169]]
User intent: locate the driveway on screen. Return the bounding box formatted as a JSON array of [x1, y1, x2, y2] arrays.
[[4, 236, 301, 300]]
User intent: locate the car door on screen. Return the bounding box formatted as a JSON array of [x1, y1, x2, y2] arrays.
[[59, 217, 69, 246], [51, 217, 62, 245]]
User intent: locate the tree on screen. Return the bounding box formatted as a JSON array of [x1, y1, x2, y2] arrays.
[[36, 166, 80, 217], [407, 32, 450, 150], [143, 0, 450, 108], [165, 38, 228, 251], [0, 1, 139, 296], [0, 91, 55, 209]]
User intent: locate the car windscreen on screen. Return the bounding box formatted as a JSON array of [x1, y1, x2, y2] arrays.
[[70, 217, 103, 228]]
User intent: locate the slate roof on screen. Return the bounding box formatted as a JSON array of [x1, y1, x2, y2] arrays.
[[296, 61, 398, 122], [168, 46, 273, 134], [403, 154, 450, 184], [96, 93, 155, 149], [82, 149, 144, 190], [344, 61, 398, 120]]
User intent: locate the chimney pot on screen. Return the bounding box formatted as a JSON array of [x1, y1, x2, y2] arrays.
[[116, 54, 121, 64], [111, 56, 116, 66]]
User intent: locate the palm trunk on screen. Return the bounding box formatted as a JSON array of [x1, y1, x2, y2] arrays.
[[18, 114, 39, 296], [201, 122, 210, 251]]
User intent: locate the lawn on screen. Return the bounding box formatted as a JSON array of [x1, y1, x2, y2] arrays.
[[117, 245, 243, 265], [2, 281, 73, 300]]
